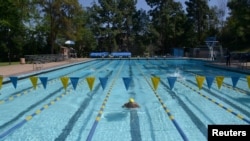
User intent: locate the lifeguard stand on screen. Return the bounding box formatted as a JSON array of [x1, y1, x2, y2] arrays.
[[205, 37, 218, 61]]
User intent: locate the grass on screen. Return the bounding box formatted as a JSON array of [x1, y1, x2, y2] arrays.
[[0, 62, 20, 66]]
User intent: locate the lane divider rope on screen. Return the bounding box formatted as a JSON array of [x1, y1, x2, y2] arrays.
[[134, 60, 188, 141], [86, 60, 125, 141], [178, 80, 250, 124]]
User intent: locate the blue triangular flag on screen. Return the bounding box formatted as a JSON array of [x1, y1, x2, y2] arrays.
[[167, 77, 177, 90], [122, 77, 132, 90], [39, 77, 48, 89], [10, 77, 18, 89], [231, 76, 240, 88], [99, 77, 108, 90], [206, 76, 214, 89], [70, 77, 79, 90]]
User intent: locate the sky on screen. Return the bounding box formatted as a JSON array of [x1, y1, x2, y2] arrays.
[[80, 0, 228, 11]]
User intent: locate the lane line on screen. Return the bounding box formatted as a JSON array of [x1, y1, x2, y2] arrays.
[[179, 80, 250, 124], [86, 60, 125, 141], [0, 90, 71, 139], [134, 60, 188, 141]]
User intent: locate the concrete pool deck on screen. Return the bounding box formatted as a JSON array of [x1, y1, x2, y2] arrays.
[[0, 58, 93, 77]]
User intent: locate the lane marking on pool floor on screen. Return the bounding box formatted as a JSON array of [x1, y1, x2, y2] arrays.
[[178, 80, 250, 124], [0, 61, 107, 105], [86, 60, 125, 141], [0, 88, 73, 139], [134, 61, 188, 141]]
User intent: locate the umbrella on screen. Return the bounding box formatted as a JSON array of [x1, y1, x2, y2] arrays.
[[65, 40, 75, 45]]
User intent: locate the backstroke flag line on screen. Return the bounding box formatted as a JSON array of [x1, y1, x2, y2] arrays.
[[10, 77, 18, 89], [86, 77, 95, 91], [1, 75, 249, 90], [196, 75, 205, 90], [99, 77, 108, 90], [231, 76, 240, 88], [151, 77, 160, 90], [30, 76, 38, 90], [247, 76, 250, 88], [216, 76, 224, 89], [123, 77, 132, 90], [0, 76, 3, 89], [167, 77, 177, 90], [70, 77, 79, 90], [60, 77, 69, 90], [39, 77, 48, 89], [206, 76, 214, 89]]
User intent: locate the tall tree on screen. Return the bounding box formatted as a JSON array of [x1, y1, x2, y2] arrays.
[[0, 0, 27, 62], [34, 0, 85, 54], [116, 0, 137, 51], [146, 0, 186, 55], [223, 0, 250, 50], [216, 0, 228, 28], [89, 0, 137, 53], [131, 9, 151, 56], [185, 0, 210, 45]]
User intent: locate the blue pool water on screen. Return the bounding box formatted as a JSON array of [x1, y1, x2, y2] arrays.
[[0, 59, 249, 141]]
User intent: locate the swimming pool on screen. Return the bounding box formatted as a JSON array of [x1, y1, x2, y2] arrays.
[[0, 59, 249, 141]]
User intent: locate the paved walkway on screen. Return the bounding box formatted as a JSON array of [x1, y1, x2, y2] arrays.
[[0, 58, 92, 77]]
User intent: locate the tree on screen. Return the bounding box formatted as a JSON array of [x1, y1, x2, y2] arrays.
[[185, 0, 210, 45], [131, 9, 151, 56], [216, 0, 228, 28], [146, 0, 186, 55], [88, 0, 137, 53], [222, 0, 250, 50], [0, 0, 27, 62], [34, 0, 86, 54]]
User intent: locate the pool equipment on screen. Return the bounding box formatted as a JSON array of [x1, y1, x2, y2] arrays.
[[205, 36, 218, 61]]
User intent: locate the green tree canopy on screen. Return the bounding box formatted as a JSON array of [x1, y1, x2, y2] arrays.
[[222, 0, 250, 50], [146, 0, 186, 54]]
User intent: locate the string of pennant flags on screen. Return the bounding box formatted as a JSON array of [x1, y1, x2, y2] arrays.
[[0, 75, 250, 91]]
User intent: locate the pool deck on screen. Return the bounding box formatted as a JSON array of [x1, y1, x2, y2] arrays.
[[0, 58, 250, 78], [0, 58, 93, 77]]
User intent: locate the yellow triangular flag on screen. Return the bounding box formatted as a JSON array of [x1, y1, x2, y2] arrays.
[[86, 77, 95, 91], [151, 77, 160, 90], [30, 76, 38, 89], [246, 76, 250, 88], [195, 75, 205, 90], [0, 76, 3, 89], [60, 77, 69, 90], [216, 76, 224, 89]]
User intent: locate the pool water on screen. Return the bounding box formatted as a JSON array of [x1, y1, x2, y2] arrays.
[[0, 59, 249, 141]]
